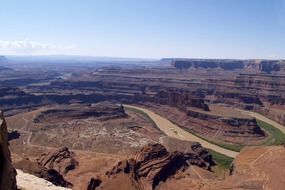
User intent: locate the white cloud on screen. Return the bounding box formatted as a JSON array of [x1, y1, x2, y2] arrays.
[[0, 40, 76, 55]]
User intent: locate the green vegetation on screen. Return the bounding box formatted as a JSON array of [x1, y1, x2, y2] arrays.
[[188, 119, 285, 152], [194, 133, 244, 152], [126, 106, 285, 160], [124, 107, 158, 129], [126, 106, 235, 171], [208, 149, 234, 171], [208, 120, 285, 177], [208, 149, 234, 179], [257, 119, 285, 145], [213, 143, 244, 152], [126, 105, 243, 152]]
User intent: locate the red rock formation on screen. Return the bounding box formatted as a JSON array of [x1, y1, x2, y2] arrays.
[[133, 144, 188, 190], [37, 147, 78, 175], [160, 137, 214, 169], [155, 90, 210, 111], [95, 143, 189, 190], [0, 111, 17, 190]]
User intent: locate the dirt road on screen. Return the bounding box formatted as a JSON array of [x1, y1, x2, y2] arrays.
[[124, 105, 239, 158]]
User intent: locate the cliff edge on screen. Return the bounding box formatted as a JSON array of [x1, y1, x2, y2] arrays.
[[0, 111, 17, 190]]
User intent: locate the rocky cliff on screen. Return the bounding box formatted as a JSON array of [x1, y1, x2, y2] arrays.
[[155, 90, 209, 111], [0, 111, 17, 190], [159, 137, 214, 169], [37, 147, 78, 175], [172, 59, 285, 73], [14, 147, 78, 188], [89, 143, 190, 190]]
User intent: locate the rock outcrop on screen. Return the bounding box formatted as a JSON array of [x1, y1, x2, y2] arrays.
[[93, 143, 189, 190], [133, 143, 188, 190], [37, 147, 78, 175], [159, 137, 214, 169], [0, 111, 17, 190]]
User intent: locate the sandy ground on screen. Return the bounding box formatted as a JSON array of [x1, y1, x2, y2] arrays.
[[16, 169, 71, 190], [237, 109, 285, 134], [124, 105, 239, 158]]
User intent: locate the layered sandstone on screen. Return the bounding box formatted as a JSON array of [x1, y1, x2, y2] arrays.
[[159, 137, 214, 169], [155, 90, 210, 111], [37, 147, 78, 175], [146, 103, 266, 145], [92, 143, 190, 190]]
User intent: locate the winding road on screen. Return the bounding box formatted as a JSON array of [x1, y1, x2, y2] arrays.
[[124, 105, 239, 158]]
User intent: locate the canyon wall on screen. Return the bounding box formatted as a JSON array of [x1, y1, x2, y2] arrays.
[[172, 59, 285, 73]]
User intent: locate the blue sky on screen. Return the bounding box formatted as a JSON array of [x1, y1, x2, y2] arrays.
[[0, 0, 284, 59]]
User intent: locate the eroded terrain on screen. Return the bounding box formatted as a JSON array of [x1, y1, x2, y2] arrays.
[[1, 57, 285, 189]]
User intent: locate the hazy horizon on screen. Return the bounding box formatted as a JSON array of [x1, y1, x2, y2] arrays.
[[2, 54, 285, 61]]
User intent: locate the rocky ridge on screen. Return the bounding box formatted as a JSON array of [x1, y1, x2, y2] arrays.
[[37, 147, 78, 175], [89, 143, 213, 190], [14, 147, 78, 188], [172, 59, 285, 73], [34, 102, 126, 123]]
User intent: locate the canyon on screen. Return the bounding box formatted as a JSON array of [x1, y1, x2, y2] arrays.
[[0, 57, 285, 189]]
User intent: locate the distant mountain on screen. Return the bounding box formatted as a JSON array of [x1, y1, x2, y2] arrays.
[[166, 58, 285, 73], [0, 56, 8, 63]]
